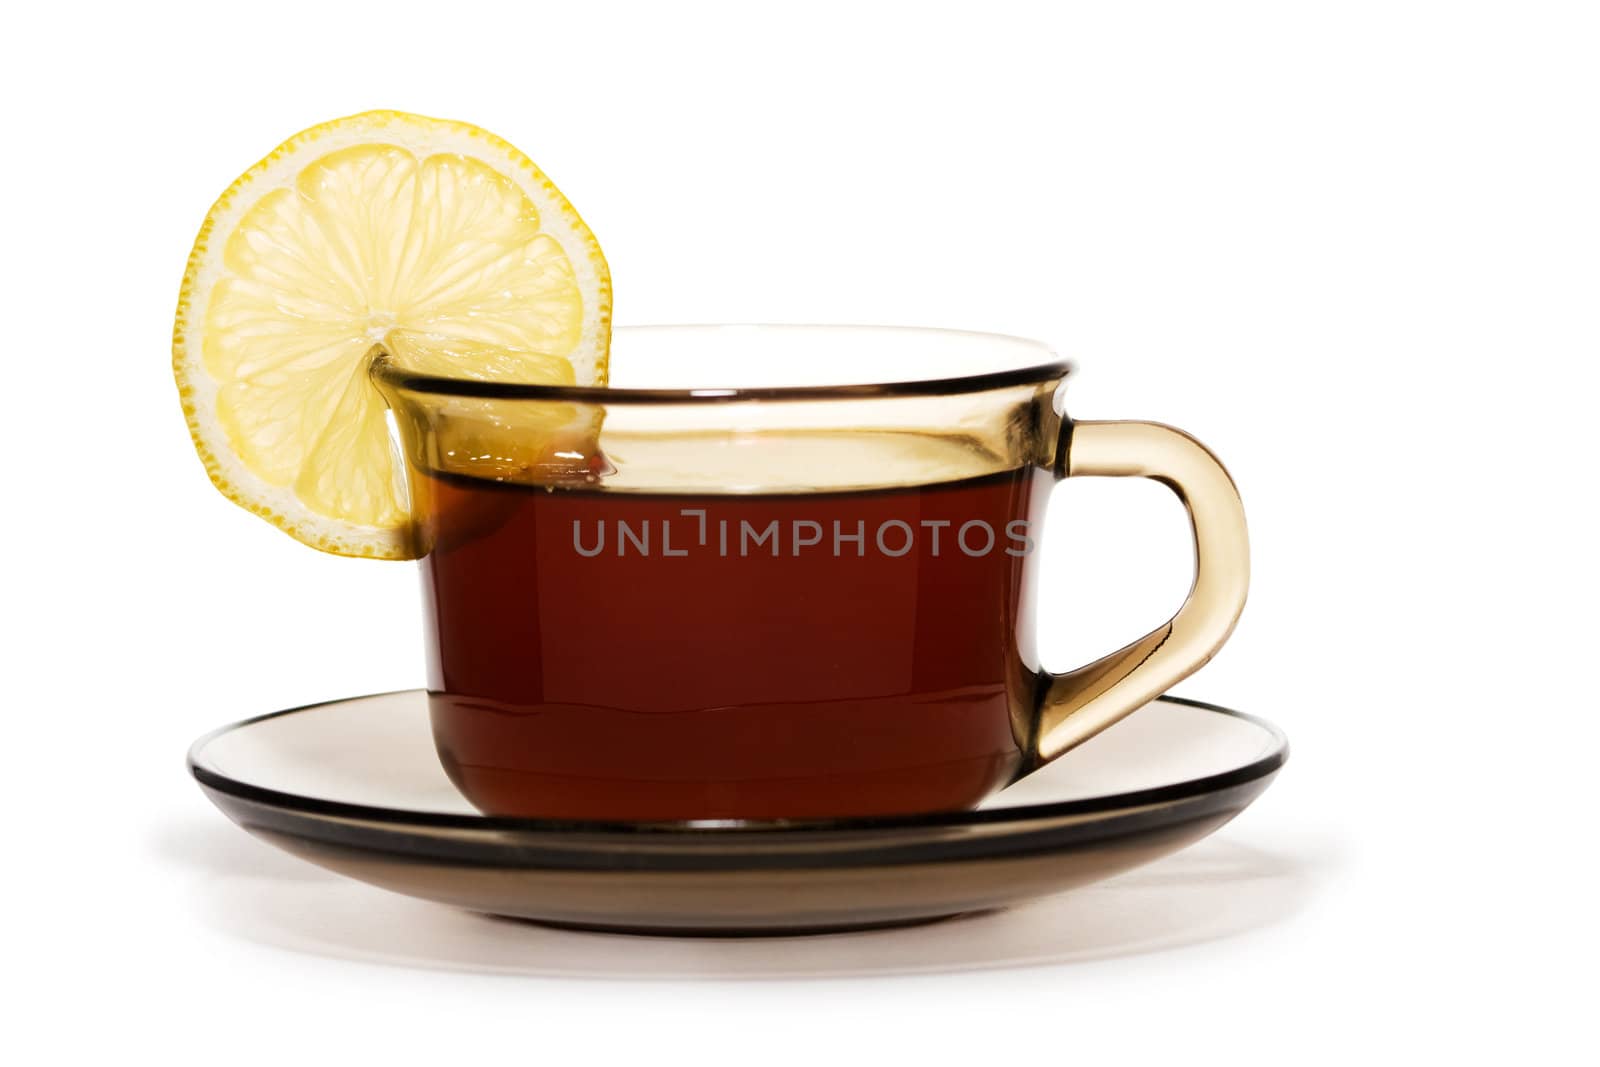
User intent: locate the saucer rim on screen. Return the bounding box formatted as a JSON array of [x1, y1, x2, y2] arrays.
[[187, 691, 1289, 837]]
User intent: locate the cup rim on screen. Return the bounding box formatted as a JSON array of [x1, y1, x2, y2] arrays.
[[370, 323, 1075, 404]]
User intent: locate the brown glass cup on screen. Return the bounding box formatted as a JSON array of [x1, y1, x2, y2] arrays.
[[374, 326, 1248, 821]]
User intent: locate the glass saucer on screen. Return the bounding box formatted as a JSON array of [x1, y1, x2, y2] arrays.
[[189, 691, 1287, 936]]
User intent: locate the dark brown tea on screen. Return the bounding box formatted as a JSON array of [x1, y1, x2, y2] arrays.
[[420, 466, 1051, 820]]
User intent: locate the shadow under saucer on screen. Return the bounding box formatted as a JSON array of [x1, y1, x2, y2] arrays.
[[156, 817, 1325, 979]]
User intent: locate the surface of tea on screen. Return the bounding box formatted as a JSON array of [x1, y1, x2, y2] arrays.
[[420, 467, 1050, 819]]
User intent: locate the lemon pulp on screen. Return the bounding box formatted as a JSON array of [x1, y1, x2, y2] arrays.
[[173, 111, 611, 558]]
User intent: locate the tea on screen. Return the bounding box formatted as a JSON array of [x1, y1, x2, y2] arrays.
[[420, 466, 1051, 819]]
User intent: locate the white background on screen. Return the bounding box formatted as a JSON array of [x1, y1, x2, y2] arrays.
[[4, 1, 1596, 1062]]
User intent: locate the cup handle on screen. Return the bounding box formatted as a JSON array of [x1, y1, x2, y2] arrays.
[[1034, 420, 1250, 763]]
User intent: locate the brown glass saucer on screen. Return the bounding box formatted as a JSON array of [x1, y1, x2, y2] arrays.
[[188, 690, 1286, 936]]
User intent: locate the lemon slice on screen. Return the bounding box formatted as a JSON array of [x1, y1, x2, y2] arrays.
[[172, 110, 611, 559]]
